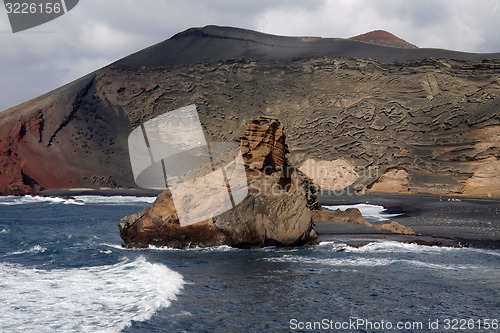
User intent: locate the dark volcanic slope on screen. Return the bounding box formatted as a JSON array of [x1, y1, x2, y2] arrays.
[[115, 25, 499, 68], [1, 25, 499, 197], [349, 30, 418, 49]]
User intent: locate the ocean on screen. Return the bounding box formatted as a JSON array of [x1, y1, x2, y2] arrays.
[[0, 195, 498, 333]]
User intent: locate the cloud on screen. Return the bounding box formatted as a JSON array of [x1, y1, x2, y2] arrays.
[[1, 0, 499, 111], [256, 0, 500, 52]]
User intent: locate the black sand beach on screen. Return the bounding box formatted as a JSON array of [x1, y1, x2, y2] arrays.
[[317, 193, 500, 249]]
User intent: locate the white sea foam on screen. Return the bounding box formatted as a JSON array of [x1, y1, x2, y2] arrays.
[[0, 256, 184, 333], [147, 244, 237, 252], [466, 247, 500, 258], [267, 254, 394, 267], [103, 243, 237, 252], [342, 241, 460, 254], [74, 195, 156, 204], [103, 243, 128, 251], [0, 195, 155, 206], [400, 259, 481, 271], [319, 240, 500, 258], [324, 203, 402, 221], [266, 253, 490, 273], [0, 226, 9, 234], [8, 244, 47, 255], [0, 195, 83, 205]]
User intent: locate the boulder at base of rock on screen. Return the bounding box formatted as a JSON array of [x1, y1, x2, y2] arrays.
[[312, 208, 416, 235], [118, 116, 319, 248]]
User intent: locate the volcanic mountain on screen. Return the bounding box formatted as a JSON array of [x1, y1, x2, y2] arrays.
[[1, 25, 499, 197], [349, 30, 418, 49]]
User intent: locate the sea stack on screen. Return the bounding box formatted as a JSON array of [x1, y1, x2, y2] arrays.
[[119, 117, 319, 248]]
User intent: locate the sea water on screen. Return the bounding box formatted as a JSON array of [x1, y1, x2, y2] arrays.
[[0, 196, 498, 333]]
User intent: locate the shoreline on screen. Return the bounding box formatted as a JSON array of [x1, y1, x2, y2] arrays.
[[37, 188, 161, 197], [317, 193, 500, 249], [8, 189, 500, 249], [23, 187, 500, 205], [25, 188, 500, 202]]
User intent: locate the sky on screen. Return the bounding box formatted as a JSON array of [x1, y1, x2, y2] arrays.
[[1, 0, 500, 112]]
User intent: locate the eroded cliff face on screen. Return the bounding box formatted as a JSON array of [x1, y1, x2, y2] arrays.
[[1, 26, 499, 197], [0, 75, 135, 194], [119, 117, 318, 248], [101, 57, 499, 198]]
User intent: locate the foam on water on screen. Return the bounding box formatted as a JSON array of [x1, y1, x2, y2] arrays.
[[324, 203, 402, 221], [74, 195, 156, 204], [267, 253, 491, 273], [0, 195, 155, 206], [147, 244, 237, 252], [0, 195, 83, 205], [319, 240, 461, 254], [401, 259, 482, 271], [0, 226, 9, 234], [0, 256, 184, 333], [8, 244, 47, 255], [319, 240, 500, 259], [103, 243, 237, 252], [267, 254, 393, 267]]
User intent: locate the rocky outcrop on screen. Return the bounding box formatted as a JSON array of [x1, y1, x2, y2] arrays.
[[312, 208, 416, 235], [366, 167, 412, 194], [374, 221, 416, 235], [299, 159, 358, 192], [240, 117, 287, 171], [462, 157, 500, 198], [1, 26, 499, 198], [119, 117, 318, 248], [118, 190, 228, 248], [0, 112, 43, 195], [313, 208, 370, 226]]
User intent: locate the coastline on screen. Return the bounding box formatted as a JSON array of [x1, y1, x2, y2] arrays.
[[26, 188, 500, 249], [37, 188, 161, 197], [317, 193, 500, 249]]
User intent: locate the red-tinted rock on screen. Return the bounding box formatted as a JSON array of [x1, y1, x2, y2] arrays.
[[349, 30, 418, 49]]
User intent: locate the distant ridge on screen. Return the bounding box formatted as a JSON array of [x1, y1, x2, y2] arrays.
[[114, 25, 500, 69], [349, 30, 418, 49]]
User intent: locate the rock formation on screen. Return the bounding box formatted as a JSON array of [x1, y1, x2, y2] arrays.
[[366, 167, 412, 194], [119, 117, 319, 248], [299, 159, 358, 192], [312, 208, 416, 235], [1, 26, 499, 198]]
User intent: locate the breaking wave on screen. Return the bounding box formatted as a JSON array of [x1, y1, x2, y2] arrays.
[[318, 240, 461, 254], [268, 241, 500, 275], [0, 256, 184, 333], [266, 253, 486, 272], [318, 240, 500, 258], [103, 243, 237, 252], [324, 203, 402, 221], [267, 254, 393, 267], [8, 244, 47, 255], [73, 195, 156, 204], [0, 195, 155, 206]]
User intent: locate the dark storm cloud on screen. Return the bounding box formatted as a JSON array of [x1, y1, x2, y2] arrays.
[[372, 0, 450, 27]]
